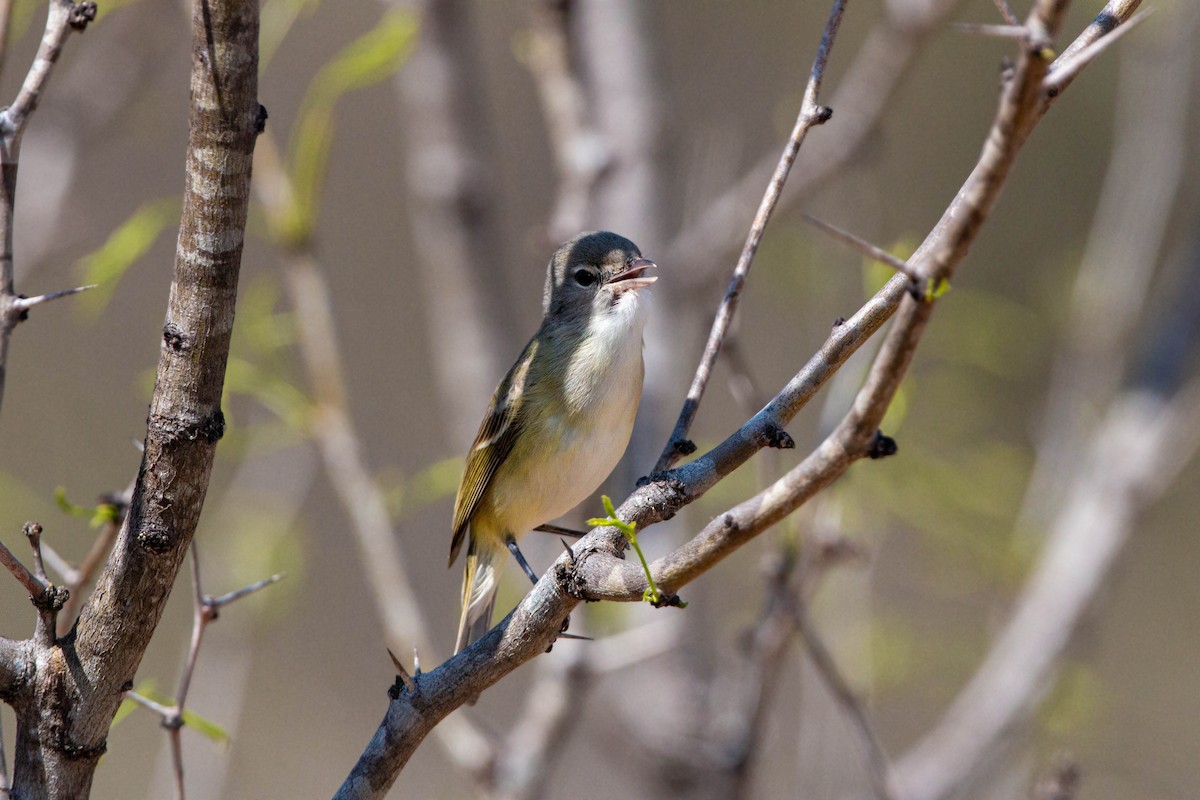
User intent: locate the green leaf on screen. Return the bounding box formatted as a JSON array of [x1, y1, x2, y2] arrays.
[[924, 277, 951, 301], [181, 708, 230, 745], [602, 495, 617, 518], [123, 686, 231, 744], [55, 486, 91, 518], [75, 197, 180, 316], [277, 10, 418, 247]]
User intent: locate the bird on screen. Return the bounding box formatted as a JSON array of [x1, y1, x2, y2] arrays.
[[449, 231, 657, 654]]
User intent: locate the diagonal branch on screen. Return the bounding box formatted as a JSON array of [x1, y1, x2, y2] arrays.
[[654, 0, 845, 471], [335, 0, 1142, 795]]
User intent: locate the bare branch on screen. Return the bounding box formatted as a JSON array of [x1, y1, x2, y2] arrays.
[[525, 0, 607, 240], [950, 22, 1029, 40], [208, 572, 284, 608], [390, 0, 513, 442], [1, 1, 264, 794], [664, 0, 958, 288], [0, 0, 88, 416], [0, 535, 44, 598], [892, 18, 1190, 799], [284, 253, 434, 656], [1043, 9, 1151, 95], [991, 0, 1021, 26], [655, 0, 845, 471], [793, 593, 894, 800], [802, 214, 915, 278], [335, 0, 1143, 792]]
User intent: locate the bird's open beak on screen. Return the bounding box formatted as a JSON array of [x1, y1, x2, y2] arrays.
[[606, 257, 657, 294]]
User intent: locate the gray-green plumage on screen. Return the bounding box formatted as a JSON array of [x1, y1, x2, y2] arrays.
[[450, 231, 657, 654]]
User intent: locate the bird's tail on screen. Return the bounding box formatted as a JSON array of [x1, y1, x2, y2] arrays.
[[455, 540, 500, 654]]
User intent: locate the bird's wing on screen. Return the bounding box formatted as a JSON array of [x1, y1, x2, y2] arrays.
[[449, 339, 536, 566]]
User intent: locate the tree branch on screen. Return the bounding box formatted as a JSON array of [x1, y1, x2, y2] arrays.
[[654, 0, 845, 471], [336, 0, 1142, 793], [0, 1, 261, 795], [0, 0, 91, 417]]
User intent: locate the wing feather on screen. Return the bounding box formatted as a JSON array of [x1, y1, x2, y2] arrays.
[[448, 339, 536, 565]]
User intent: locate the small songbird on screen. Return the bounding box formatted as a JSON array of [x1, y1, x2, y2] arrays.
[[449, 231, 657, 654]]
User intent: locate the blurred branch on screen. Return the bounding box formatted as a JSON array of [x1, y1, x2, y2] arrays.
[[0, 1, 261, 795], [793, 591, 893, 800], [335, 0, 1145, 794], [0, 0, 92, 417], [891, 18, 1194, 800], [1021, 7, 1189, 527], [525, 0, 607, 241], [664, 0, 958, 286], [254, 67, 500, 780], [390, 0, 513, 443], [654, 0, 844, 472], [892, 381, 1200, 800], [126, 543, 283, 800]]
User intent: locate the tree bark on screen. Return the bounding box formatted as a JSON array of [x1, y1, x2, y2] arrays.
[[1, 1, 259, 796]]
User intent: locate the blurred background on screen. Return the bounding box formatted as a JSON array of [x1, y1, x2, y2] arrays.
[[1, 0, 1198, 797]]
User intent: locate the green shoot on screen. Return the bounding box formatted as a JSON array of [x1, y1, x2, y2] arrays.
[[586, 495, 670, 606]]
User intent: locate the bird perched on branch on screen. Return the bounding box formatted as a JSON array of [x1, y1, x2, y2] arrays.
[[449, 231, 657, 654]]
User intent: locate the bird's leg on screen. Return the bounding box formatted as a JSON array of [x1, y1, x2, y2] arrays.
[[506, 535, 541, 584], [505, 535, 591, 643], [535, 523, 586, 538]]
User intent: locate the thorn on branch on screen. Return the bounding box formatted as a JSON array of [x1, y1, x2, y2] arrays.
[[387, 648, 417, 696], [559, 537, 576, 563], [67, 2, 97, 31], [867, 430, 898, 460], [951, 22, 1029, 40], [801, 214, 916, 280]]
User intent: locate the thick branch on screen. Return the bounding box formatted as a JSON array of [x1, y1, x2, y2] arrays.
[[0, 1, 261, 796], [337, 0, 1141, 793]]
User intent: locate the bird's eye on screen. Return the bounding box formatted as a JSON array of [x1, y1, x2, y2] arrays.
[[573, 268, 597, 287]]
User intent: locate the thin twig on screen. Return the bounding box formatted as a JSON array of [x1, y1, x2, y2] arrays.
[[793, 593, 894, 800], [11, 283, 96, 311], [0, 0, 89, 418], [0, 536, 45, 598], [991, 0, 1021, 25], [655, 0, 846, 472], [801, 214, 915, 278], [335, 0, 1142, 791], [130, 543, 285, 800], [1042, 9, 1150, 95], [950, 22, 1030, 40], [664, 0, 959, 290]]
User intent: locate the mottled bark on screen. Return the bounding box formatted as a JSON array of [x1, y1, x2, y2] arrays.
[[2, 0, 258, 796]]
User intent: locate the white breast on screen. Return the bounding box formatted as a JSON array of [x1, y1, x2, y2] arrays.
[[487, 291, 649, 535]]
